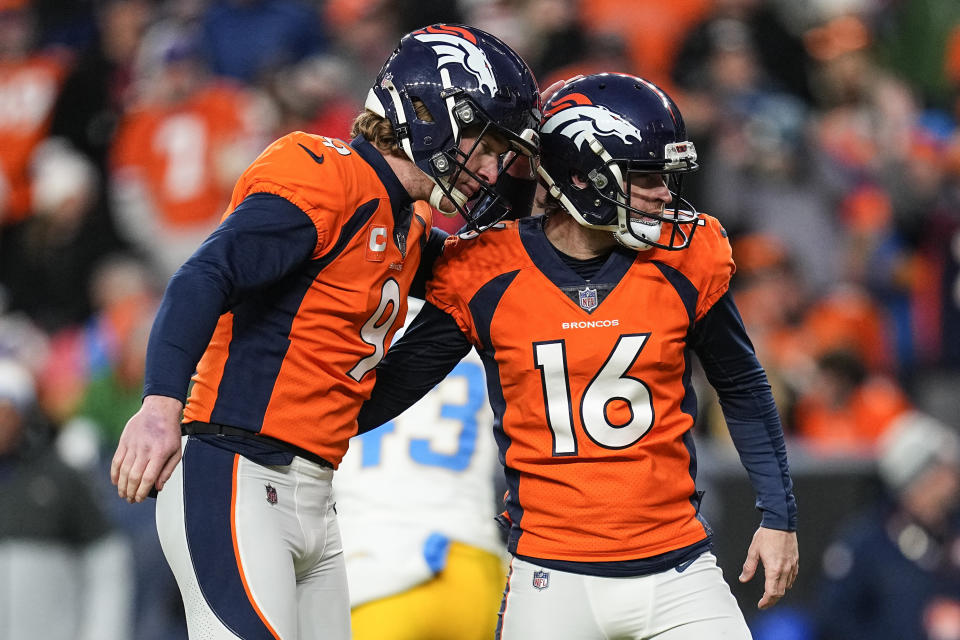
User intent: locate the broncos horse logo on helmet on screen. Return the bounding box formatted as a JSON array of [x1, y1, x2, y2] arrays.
[[538, 73, 700, 251], [412, 25, 499, 97], [542, 94, 645, 151], [366, 24, 541, 232]]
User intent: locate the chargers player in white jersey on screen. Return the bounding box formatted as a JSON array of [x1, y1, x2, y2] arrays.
[[334, 297, 506, 639]]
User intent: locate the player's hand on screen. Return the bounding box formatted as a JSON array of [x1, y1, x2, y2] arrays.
[[541, 78, 567, 104], [738, 527, 799, 610], [110, 394, 184, 503]]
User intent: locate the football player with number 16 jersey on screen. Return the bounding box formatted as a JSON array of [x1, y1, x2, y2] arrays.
[[360, 73, 799, 640]]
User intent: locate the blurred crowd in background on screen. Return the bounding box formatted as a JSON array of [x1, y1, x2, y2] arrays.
[[2, 0, 960, 639]]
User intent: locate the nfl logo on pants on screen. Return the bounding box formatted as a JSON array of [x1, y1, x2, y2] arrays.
[[532, 570, 549, 591]]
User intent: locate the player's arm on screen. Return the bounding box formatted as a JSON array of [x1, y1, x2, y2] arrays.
[[689, 291, 799, 609], [111, 193, 319, 502], [357, 301, 473, 433]]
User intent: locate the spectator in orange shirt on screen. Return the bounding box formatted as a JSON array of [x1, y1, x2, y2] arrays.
[[792, 349, 911, 456], [802, 285, 897, 375], [577, 0, 711, 94], [0, 1, 71, 226], [109, 35, 271, 278]]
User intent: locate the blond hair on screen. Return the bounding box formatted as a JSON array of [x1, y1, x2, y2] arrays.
[[350, 110, 397, 153], [349, 99, 435, 155]]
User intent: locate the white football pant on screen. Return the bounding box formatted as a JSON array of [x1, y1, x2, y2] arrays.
[[498, 552, 752, 639], [156, 436, 350, 639]]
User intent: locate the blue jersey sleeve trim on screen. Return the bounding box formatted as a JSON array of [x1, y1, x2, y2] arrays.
[[690, 292, 798, 531], [143, 193, 317, 402], [468, 270, 520, 352], [653, 261, 697, 327]]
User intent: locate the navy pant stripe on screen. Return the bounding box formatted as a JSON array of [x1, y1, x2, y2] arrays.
[[183, 441, 277, 639]]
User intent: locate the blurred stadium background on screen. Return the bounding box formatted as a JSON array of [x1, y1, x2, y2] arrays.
[[2, 0, 960, 638]]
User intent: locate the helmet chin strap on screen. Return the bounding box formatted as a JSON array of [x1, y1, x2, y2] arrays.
[[429, 181, 469, 215], [615, 200, 664, 251], [614, 219, 661, 251], [538, 165, 600, 230]]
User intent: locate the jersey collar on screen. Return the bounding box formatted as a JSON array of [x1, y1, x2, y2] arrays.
[[350, 136, 414, 225], [519, 216, 636, 287]]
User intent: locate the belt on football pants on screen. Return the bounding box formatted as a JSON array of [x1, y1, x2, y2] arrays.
[[182, 421, 334, 469]]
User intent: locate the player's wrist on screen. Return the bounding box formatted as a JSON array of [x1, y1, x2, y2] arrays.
[[141, 394, 185, 419]]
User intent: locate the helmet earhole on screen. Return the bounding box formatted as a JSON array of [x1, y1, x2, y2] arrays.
[[570, 172, 590, 190], [411, 98, 434, 123]]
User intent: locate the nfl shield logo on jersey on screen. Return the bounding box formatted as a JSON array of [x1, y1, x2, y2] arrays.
[[578, 286, 598, 312], [532, 570, 550, 591], [265, 484, 278, 505]]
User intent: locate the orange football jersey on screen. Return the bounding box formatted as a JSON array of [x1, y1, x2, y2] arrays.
[[0, 52, 69, 224], [182, 131, 433, 467], [427, 214, 733, 562], [110, 82, 261, 229]]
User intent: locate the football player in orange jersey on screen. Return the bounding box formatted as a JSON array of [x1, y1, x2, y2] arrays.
[[0, 1, 70, 226], [108, 36, 271, 280], [360, 73, 799, 639], [109, 24, 541, 640]]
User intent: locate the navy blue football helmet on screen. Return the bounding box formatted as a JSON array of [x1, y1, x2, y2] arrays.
[[366, 24, 541, 231], [538, 73, 699, 250]]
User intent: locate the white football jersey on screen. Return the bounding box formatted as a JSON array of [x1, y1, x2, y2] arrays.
[[335, 298, 504, 606]]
